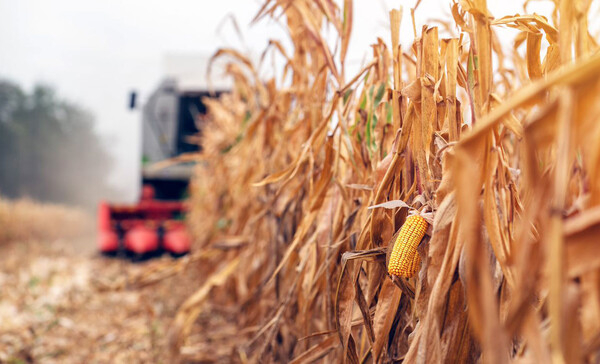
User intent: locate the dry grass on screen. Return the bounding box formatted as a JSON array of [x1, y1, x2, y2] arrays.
[[0, 198, 91, 244], [168, 0, 600, 362]]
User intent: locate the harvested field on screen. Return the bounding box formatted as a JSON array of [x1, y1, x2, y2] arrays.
[[0, 236, 202, 363]]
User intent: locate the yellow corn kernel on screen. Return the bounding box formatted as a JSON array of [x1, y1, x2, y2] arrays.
[[387, 214, 428, 278]]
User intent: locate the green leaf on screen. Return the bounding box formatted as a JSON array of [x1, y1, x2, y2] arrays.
[[343, 88, 353, 104], [374, 83, 386, 105], [359, 94, 367, 110], [467, 49, 475, 97]]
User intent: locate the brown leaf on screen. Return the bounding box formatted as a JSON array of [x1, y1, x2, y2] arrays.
[[371, 278, 402, 362]]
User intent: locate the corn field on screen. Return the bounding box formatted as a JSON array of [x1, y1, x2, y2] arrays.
[[0, 198, 90, 244], [171, 0, 600, 362]]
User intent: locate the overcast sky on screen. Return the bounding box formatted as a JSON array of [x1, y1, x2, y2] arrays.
[[0, 0, 532, 201]]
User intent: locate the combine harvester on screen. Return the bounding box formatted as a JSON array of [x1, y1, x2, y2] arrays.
[[98, 55, 227, 259]]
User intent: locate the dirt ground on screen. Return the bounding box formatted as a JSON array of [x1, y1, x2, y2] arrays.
[[0, 237, 200, 363]]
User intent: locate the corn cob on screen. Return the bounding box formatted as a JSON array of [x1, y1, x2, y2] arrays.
[[388, 214, 428, 278]]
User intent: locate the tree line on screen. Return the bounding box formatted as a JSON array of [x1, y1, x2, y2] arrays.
[[0, 79, 117, 208]]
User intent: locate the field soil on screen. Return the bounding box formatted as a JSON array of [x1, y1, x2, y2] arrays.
[[0, 236, 199, 363]]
